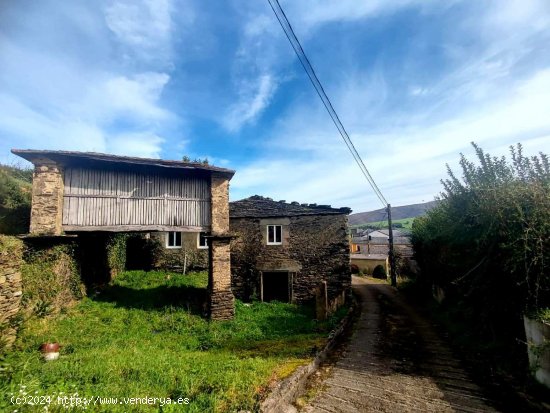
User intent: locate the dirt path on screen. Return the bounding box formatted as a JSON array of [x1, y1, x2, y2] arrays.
[[302, 276, 500, 412]]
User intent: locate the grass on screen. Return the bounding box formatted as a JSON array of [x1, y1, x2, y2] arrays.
[[351, 217, 415, 231], [0, 270, 347, 412]]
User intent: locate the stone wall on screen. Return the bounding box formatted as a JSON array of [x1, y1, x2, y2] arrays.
[[351, 256, 388, 275], [0, 236, 23, 350], [29, 161, 64, 235], [230, 214, 351, 304], [149, 232, 208, 271]]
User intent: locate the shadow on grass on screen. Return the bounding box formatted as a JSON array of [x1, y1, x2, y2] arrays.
[[92, 285, 208, 315]]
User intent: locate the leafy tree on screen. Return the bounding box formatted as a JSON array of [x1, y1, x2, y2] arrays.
[[182, 156, 209, 165]]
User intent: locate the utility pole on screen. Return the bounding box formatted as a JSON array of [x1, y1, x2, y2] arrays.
[[387, 204, 397, 287]]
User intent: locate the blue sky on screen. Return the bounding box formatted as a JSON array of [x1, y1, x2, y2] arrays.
[[1, 0, 550, 212]]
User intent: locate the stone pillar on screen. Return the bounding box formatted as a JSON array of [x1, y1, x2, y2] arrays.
[[30, 161, 64, 235], [208, 236, 234, 320], [210, 173, 230, 234], [208, 173, 234, 320], [0, 236, 24, 349]]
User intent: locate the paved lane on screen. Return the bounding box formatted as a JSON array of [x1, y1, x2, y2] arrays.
[[303, 277, 499, 413]]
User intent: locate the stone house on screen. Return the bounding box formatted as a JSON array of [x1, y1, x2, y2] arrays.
[[144, 231, 208, 272], [229, 196, 351, 305]]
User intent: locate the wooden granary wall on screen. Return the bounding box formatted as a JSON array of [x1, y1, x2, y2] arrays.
[[62, 167, 211, 232]]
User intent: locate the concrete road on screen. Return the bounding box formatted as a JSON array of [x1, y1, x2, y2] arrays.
[[303, 276, 500, 412]]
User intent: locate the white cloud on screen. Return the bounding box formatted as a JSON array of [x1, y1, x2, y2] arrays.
[[223, 74, 278, 132], [0, 1, 179, 161], [282, 0, 447, 31], [99, 72, 171, 121], [104, 0, 174, 63], [107, 132, 165, 158], [231, 65, 550, 212]]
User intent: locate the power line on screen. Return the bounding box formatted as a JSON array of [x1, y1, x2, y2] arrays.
[[267, 0, 388, 208]]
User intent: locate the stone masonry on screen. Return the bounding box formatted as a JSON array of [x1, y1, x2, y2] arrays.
[[208, 173, 235, 320], [0, 236, 24, 349], [230, 197, 351, 305], [29, 161, 64, 235], [149, 232, 208, 270]]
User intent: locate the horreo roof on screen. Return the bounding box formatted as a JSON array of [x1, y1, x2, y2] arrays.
[[11, 149, 235, 178]]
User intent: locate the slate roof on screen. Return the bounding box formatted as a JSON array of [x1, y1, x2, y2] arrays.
[[230, 195, 352, 219], [11, 149, 235, 178]]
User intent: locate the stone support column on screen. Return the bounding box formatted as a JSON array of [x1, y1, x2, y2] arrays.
[[30, 162, 64, 235], [208, 173, 234, 320], [208, 236, 234, 320]]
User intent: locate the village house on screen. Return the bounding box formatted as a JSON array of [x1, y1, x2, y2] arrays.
[[350, 228, 414, 276], [229, 196, 351, 306]]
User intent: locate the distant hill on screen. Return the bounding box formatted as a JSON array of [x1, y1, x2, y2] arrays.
[[349, 200, 439, 226]]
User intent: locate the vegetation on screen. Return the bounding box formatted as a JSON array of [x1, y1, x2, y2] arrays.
[[0, 164, 32, 234], [181, 156, 209, 165], [21, 242, 85, 319], [412, 143, 550, 383], [106, 233, 129, 278], [372, 264, 387, 279], [351, 218, 414, 231], [1, 270, 347, 412]]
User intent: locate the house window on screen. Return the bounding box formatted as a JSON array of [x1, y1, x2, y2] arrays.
[[267, 225, 282, 245], [166, 231, 182, 248], [197, 232, 208, 249]]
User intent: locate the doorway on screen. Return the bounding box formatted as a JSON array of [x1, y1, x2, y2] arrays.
[[261, 271, 291, 302]]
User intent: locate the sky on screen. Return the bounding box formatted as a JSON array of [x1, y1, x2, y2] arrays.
[[1, 0, 550, 212]]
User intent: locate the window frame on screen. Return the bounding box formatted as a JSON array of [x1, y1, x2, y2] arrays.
[[266, 224, 282, 245], [197, 232, 209, 249], [165, 231, 182, 249]]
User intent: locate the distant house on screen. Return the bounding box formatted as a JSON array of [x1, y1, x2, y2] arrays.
[[349, 228, 414, 277], [350, 228, 413, 258], [351, 253, 389, 275], [229, 196, 351, 305]]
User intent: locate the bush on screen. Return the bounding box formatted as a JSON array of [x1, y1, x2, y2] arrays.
[[350, 264, 359, 274], [21, 242, 85, 318], [373, 264, 387, 279], [106, 233, 128, 277], [412, 143, 550, 341]]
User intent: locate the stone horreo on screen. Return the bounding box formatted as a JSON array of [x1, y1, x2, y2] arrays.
[[229, 196, 352, 310], [12, 149, 235, 320]]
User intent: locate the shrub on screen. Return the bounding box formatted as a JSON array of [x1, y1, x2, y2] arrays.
[[350, 264, 359, 274], [373, 264, 386, 279], [106, 233, 128, 277], [412, 143, 550, 341], [21, 242, 85, 318]]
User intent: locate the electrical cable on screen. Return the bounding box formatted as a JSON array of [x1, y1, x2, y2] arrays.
[[267, 0, 388, 208]]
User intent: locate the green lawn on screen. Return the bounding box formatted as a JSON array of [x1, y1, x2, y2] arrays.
[[1, 271, 346, 412]]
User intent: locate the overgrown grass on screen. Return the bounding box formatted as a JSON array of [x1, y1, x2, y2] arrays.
[[1, 270, 347, 412]]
